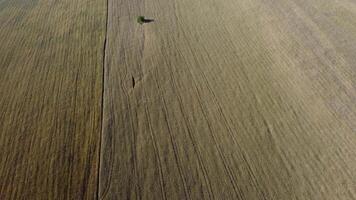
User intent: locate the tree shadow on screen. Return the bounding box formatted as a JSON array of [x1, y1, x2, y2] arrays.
[[142, 18, 154, 24]]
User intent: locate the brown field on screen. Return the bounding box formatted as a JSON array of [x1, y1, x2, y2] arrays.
[[1, 0, 356, 199]]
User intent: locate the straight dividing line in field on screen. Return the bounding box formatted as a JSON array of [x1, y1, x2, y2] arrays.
[[97, 0, 109, 198]]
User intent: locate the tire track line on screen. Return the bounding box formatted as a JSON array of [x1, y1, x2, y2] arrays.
[[153, 66, 191, 199], [177, 18, 269, 199], [162, 47, 215, 200], [175, 34, 246, 199], [137, 31, 167, 200]]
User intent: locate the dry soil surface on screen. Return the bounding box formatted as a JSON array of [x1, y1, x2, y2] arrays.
[[1, 0, 356, 199]]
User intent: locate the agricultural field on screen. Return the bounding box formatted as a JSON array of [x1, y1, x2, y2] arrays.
[[1, 0, 356, 199], [0, 0, 106, 198]]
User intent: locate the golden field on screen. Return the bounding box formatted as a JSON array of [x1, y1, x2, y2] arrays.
[[1, 0, 356, 199]]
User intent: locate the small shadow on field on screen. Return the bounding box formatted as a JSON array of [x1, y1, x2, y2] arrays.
[[142, 19, 154, 23], [137, 16, 154, 24]]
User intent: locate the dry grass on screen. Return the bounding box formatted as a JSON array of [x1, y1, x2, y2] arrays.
[[1, 0, 356, 199], [100, 0, 356, 199], [0, 0, 105, 199]]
